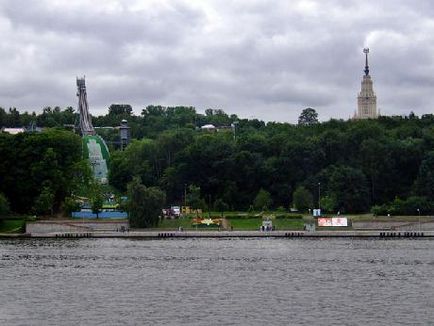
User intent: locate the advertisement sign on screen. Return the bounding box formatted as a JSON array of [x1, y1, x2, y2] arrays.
[[318, 217, 348, 227], [318, 217, 332, 227], [332, 217, 348, 227]]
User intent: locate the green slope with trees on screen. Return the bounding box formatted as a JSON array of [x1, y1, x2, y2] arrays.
[[1, 105, 434, 216]]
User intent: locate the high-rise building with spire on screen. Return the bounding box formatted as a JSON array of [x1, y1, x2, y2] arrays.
[[355, 48, 377, 119]]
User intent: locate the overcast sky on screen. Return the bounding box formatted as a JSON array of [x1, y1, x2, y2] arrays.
[[1, 0, 434, 122]]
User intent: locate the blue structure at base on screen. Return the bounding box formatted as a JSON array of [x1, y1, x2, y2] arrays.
[[72, 211, 128, 219]]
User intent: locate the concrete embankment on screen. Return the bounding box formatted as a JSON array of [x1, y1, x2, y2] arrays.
[[1, 219, 433, 239], [26, 220, 129, 234], [353, 221, 434, 231], [26, 230, 434, 239]]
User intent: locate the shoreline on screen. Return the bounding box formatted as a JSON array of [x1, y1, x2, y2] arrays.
[[1, 230, 433, 239]]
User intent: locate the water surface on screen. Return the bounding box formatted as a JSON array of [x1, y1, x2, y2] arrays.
[[1, 238, 433, 325]]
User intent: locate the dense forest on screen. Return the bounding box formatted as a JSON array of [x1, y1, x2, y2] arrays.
[[0, 128, 89, 214], [0, 105, 433, 216]]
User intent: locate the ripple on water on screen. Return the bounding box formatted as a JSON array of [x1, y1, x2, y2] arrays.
[[0, 238, 434, 325]]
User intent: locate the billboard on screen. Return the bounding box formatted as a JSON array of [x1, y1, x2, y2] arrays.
[[318, 217, 348, 227]]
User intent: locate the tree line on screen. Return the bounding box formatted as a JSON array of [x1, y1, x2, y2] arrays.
[[1, 105, 434, 217], [108, 109, 434, 215], [0, 129, 90, 214]]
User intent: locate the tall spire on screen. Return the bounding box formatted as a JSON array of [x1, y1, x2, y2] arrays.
[[356, 48, 377, 119], [363, 48, 369, 76]]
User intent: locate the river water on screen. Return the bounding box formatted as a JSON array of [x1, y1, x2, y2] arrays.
[[0, 238, 433, 325]]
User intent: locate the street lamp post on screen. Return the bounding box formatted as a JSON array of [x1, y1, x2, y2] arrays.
[[90, 161, 97, 176], [231, 121, 239, 141], [417, 208, 421, 232], [318, 182, 321, 211]]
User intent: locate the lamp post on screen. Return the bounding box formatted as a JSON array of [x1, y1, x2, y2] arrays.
[[318, 182, 321, 211], [417, 208, 421, 232], [90, 160, 97, 176], [231, 121, 239, 141]]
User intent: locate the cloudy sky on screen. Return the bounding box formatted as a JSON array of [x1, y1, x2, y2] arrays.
[[1, 0, 434, 122]]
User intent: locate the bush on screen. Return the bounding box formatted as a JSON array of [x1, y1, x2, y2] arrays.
[[0, 193, 10, 216], [371, 196, 433, 216], [127, 178, 166, 228], [275, 214, 303, 219], [63, 196, 81, 216], [224, 215, 241, 220], [224, 214, 257, 220], [371, 204, 388, 216], [401, 196, 433, 215], [253, 189, 272, 210], [292, 186, 313, 212], [0, 219, 25, 233], [276, 206, 287, 213]]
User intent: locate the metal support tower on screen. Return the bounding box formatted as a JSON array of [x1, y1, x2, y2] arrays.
[[76, 77, 96, 135]]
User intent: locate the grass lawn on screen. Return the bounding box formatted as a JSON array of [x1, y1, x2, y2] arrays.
[[343, 214, 433, 223], [273, 219, 305, 230], [227, 218, 261, 230], [228, 218, 304, 230], [0, 219, 25, 233], [158, 218, 194, 230]]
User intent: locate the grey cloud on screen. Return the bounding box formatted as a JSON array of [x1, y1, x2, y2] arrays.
[[0, 0, 434, 122], [2, 0, 203, 46]]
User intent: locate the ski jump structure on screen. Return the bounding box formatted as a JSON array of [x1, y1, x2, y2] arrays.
[[77, 77, 110, 183]]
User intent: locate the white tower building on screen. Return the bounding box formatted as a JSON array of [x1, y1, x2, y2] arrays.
[[356, 48, 377, 119], [77, 77, 96, 135]]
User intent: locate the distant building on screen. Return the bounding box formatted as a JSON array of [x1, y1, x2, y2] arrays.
[[1, 124, 43, 134], [1, 127, 26, 135], [355, 48, 378, 119], [201, 124, 216, 132]]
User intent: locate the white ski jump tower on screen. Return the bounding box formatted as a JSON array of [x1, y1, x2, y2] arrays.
[[77, 77, 109, 183], [77, 77, 96, 135]]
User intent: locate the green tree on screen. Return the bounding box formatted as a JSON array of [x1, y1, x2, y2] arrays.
[[298, 108, 319, 126], [253, 188, 272, 211], [320, 195, 338, 213], [0, 129, 82, 213], [90, 183, 104, 219], [414, 151, 434, 198], [63, 196, 80, 216], [373, 196, 433, 216], [214, 198, 229, 217], [127, 178, 166, 228], [108, 139, 160, 192], [108, 104, 132, 116], [292, 186, 313, 212], [0, 107, 7, 126], [4, 104, 434, 216], [33, 183, 55, 215], [318, 165, 370, 213], [186, 185, 205, 216], [0, 193, 10, 217]]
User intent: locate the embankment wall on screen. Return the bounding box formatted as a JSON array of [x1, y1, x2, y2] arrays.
[[26, 220, 129, 234]]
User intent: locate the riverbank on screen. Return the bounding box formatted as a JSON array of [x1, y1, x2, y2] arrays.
[[2, 230, 433, 239], [1, 216, 433, 239]]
